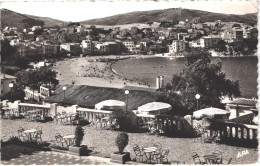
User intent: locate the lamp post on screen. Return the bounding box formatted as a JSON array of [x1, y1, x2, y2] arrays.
[[195, 94, 200, 110], [9, 83, 14, 102], [125, 90, 129, 112], [62, 86, 67, 104]]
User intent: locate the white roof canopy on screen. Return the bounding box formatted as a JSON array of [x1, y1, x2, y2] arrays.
[[95, 99, 126, 111], [193, 107, 230, 119], [138, 102, 172, 112]]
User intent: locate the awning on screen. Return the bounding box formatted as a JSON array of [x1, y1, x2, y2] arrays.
[[138, 102, 172, 112], [193, 107, 230, 120], [95, 99, 125, 111]]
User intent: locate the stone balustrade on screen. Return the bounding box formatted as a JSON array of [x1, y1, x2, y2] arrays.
[[76, 107, 113, 124], [19, 103, 50, 116], [211, 120, 258, 147], [136, 114, 185, 136]]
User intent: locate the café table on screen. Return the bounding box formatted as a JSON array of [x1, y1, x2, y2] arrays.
[[143, 147, 158, 163], [63, 134, 75, 146], [203, 154, 221, 164], [23, 129, 37, 141]]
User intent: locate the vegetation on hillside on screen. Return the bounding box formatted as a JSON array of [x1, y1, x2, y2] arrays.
[[1, 8, 64, 29], [81, 8, 257, 25]]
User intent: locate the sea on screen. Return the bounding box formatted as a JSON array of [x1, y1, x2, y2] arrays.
[[112, 56, 258, 98]]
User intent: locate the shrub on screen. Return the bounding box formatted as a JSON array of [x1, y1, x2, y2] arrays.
[[75, 126, 85, 147], [115, 132, 129, 154], [8, 136, 22, 144]]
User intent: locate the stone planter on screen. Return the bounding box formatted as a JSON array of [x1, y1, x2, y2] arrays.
[[69, 145, 88, 156], [110, 152, 131, 164], [51, 148, 68, 154]]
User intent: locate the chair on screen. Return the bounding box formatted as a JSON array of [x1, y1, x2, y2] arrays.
[[192, 152, 207, 165], [222, 158, 232, 164], [153, 142, 162, 158], [133, 144, 146, 163], [55, 133, 67, 147], [213, 150, 222, 164], [18, 127, 27, 141], [155, 149, 169, 164], [32, 130, 42, 142]]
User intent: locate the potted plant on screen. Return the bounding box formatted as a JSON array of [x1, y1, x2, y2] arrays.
[[110, 132, 131, 164], [69, 126, 87, 156]]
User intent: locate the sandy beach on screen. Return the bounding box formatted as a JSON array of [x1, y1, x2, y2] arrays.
[[53, 54, 157, 88]]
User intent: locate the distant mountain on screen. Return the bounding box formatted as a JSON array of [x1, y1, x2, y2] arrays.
[[1, 8, 65, 29], [81, 8, 257, 26]]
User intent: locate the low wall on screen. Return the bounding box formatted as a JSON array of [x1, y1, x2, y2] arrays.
[[76, 107, 113, 124], [136, 114, 194, 136]]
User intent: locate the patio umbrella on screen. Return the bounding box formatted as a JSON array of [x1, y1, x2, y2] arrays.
[[137, 102, 172, 113], [193, 107, 230, 120], [95, 99, 126, 111]]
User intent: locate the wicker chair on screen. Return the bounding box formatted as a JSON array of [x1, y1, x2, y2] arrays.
[[55, 133, 67, 147], [155, 149, 169, 164], [213, 150, 223, 164], [133, 144, 146, 163], [18, 127, 27, 141], [192, 152, 207, 165], [152, 142, 162, 159], [32, 130, 42, 142]]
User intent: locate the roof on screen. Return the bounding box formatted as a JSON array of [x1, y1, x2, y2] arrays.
[[44, 84, 160, 110], [228, 113, 255, 124], [227, 98, 257, 107]]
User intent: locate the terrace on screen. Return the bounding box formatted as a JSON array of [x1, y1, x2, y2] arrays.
[[1, 119, 258, 164]]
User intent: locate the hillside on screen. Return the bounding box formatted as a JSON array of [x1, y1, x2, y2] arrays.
[[81, 8, 257, 25], [25, 14, 65, 27], [1, 8, 65, 29]]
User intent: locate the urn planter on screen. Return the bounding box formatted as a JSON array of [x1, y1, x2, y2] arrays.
[[110, 152, 131, 164], [69, 145, 88, 156]]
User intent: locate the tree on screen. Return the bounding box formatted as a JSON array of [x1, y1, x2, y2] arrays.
[[158, 49, 241, 115], [1, 84, 25, 102], [1, 39, 16, 62], [16, 67, 59, 100]]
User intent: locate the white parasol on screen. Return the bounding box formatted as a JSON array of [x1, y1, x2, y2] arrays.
[[193, 107, 230, 119], [138, 102, 172, 112], [95, 99, 126, 111]]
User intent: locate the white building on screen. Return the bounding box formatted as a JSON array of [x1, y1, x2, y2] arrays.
[[123, 40, 136, 52], [81, 40, 95, 54], [168, 40, 186, 53], [189, 35, 222, 48]]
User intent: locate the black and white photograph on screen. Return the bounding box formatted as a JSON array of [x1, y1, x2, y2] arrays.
[[0, 0, 258, 165]]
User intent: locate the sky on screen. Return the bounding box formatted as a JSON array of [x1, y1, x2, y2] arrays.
[[1, 0, 258, 22]]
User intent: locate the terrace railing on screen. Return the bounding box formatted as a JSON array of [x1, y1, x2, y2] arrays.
[[137, 114, 185, 136], [19, 103, 50, 117], [210, 120, 258, 147], [76, 107, 113, 124]]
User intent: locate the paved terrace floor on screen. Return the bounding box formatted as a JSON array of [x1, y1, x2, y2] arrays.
[[1, 119, 258, 164]]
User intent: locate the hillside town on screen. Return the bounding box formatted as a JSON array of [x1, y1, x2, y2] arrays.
[[0, 3, 258, 166], [1, 17, 258, 58]]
